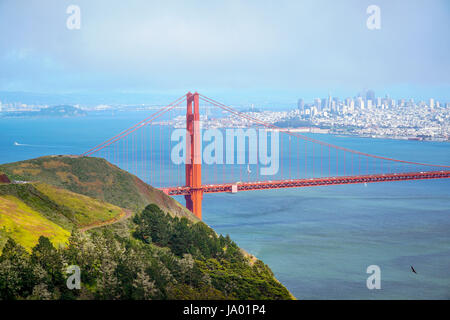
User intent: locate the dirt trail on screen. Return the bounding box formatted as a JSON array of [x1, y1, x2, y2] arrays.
[[79, 209, 133, 232]]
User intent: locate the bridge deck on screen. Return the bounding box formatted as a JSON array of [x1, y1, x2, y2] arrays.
[[161, 171, 450, 196]]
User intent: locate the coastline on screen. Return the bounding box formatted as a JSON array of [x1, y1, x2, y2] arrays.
[[277, 126, 449, 143]]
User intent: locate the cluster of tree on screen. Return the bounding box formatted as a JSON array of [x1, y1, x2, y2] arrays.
[[133, 204, 242, 261], [0, 232, 224, 300], [132, 204, 292, 299], [0, 204, 292, 300], [0, 236, 74, 300]]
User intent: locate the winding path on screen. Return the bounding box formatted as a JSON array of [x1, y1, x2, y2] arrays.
[[79, 209, 133, 232]]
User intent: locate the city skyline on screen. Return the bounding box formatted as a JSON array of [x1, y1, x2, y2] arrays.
[[297, 89, 450, 110], [0, 87, 449, 109]]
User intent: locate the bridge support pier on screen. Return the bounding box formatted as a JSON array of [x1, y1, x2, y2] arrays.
[[185, 188, 203, 220], [185, 92, 203, 220]]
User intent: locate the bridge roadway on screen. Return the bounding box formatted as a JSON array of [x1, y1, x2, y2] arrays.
[[161, 171, 450, 196]]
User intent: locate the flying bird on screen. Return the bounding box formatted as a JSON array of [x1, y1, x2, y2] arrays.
[[410, 266, 417, 274]]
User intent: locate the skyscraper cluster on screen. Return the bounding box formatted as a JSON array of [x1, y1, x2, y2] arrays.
[[297, 90, 448, 117]]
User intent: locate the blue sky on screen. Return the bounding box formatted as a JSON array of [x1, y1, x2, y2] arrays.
[[0, 0, 449, 103]]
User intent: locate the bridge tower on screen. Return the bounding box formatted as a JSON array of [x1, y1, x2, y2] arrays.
[[185, 92, 203, 219]]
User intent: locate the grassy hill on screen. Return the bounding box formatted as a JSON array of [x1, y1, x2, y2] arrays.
[[0, 156, 195, 220], [0, 182, 127, 251], [0, 155, 195, 251], [0, 156, 294, 300], [0, 194, 70, 251]]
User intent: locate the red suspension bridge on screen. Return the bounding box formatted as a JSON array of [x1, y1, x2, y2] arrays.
[[82, 92, 450, 220]]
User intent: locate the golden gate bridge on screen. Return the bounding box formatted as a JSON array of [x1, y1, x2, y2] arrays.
[[82, 92, 450, 220]]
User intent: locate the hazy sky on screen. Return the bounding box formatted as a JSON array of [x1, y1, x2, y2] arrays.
[[0, 0, 449, 102]]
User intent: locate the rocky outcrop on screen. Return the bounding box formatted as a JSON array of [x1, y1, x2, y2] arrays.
[[0, 173, 10, 183]]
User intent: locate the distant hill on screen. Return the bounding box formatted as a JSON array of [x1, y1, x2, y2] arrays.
[[0, 156, 195, 221], [0, 91, 178, 106], [2, 105, 87, 118]]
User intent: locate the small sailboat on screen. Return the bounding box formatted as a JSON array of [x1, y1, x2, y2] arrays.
[[247, 164, 252, 174], [364, 182, 368, 187]]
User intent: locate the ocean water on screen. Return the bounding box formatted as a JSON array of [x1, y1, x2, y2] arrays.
[[1, 112, 449, 299]]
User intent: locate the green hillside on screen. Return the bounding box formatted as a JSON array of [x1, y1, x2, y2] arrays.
[[0, 156, 195, 220], [0, 205, 294, 300], [0, 156, 294, 300], [0, 194, 70, 251], [0, 183, 127, 250]]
